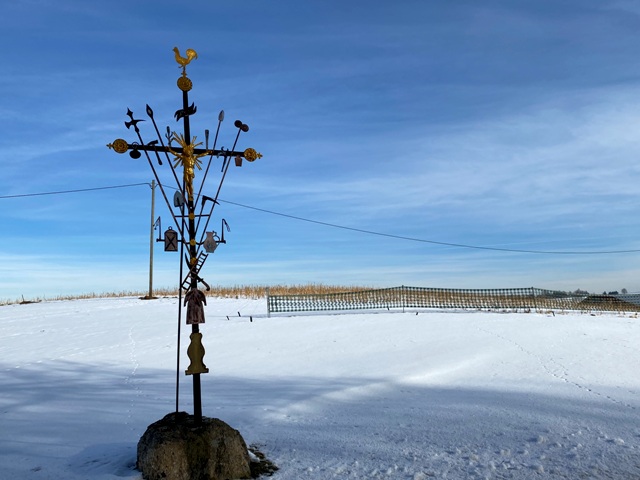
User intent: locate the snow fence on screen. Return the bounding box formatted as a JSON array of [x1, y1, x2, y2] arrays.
[[266, 286, 640, 316]]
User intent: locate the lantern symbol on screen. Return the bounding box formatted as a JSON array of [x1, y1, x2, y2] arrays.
[[164, 227, 179, 252]]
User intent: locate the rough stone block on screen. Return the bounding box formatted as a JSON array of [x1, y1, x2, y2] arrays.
[[137, 412, 251, 480]]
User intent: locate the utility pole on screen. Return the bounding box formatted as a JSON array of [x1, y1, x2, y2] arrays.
[[148, 179, 156, 299], [107, 48, 262, 424]]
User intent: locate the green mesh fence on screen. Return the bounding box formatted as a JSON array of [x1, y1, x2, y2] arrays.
[[266, 286, 640, 315]]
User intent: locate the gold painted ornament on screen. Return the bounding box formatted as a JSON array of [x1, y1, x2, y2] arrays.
[[243, 148, 262, 162], [173, 47, 198, 69], [168, 132, 208, 201], [185, 332, 209, 375], [177, 76, 193, 92], [107, 138, 128, 154]]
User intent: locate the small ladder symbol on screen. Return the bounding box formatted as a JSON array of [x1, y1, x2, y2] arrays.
[[181, 251, 209, 290]]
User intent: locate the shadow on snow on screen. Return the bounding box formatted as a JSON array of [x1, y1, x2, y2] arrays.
[[1, 360, 639, 478]]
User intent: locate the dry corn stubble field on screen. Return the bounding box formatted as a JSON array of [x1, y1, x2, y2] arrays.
[[1, 284, 371, 306]]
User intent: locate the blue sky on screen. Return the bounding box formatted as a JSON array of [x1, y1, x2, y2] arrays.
[[3, 1, 640, 300]]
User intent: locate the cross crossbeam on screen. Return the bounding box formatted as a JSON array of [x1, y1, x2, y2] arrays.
[[108, 141, 258, 161]]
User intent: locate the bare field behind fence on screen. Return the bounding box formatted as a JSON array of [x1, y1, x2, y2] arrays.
[[1, 284, 370, 306]]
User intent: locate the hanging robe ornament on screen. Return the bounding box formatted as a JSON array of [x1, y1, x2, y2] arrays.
[[184, 288, 207, 324]]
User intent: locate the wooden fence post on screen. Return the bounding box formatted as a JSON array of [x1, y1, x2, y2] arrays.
[[266, 287, 271, 318]]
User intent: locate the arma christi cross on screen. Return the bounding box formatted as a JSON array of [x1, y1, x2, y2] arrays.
[[107, 48, 262, 424]]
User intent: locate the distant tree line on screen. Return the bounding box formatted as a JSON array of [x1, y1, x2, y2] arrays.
[[573, 288, 628, 295]]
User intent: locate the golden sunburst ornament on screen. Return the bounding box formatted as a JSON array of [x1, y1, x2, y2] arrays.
[[177, 76, 193, 92], [168, 132, 209, 201]]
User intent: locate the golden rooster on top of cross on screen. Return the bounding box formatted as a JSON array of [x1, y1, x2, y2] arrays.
[[173, 47, 198, 73]]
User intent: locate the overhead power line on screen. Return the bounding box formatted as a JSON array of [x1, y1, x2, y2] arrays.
[[218, 199, 640, 255], [3, 183, 640, 255], [0, 182, 150, 199]]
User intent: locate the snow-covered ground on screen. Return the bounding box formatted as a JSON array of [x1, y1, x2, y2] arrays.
[[1, 297, 639, 479]]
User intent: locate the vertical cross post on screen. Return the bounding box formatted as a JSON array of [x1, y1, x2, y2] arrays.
[[180, 74, 203, 424]]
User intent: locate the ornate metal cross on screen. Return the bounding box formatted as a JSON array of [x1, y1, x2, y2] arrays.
[[107, 47, 262, 424]]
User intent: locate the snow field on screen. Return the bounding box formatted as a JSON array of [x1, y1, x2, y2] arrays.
[[1, 297, 639, 478]]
